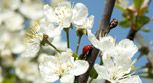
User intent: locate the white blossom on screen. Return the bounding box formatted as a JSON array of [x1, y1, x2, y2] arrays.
[[94, 48, 141, 83], [0, 0, 21, 10], [51, 0, 68, 7], [0, 11, 24, 31], [19, 0, 43, 20], [72, 3, 94, 30], [0, 29, 25, 56], [87, 30, 138, 57], [21, 23, 43, 58], [14, 57, 46, 82], [39, 49, 89, 83], [21, 18, 63, 58], [88, 30, 141, 83], [42, 1, 72, 29], [72, 3, 88, 26]]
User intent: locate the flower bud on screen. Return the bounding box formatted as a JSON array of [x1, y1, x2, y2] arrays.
[[109, 18, 118, 29]]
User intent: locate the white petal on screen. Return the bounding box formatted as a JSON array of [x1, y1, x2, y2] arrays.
[[40, 18, 62, 39], [87, 30, 115, 52], [94, 64, 109, 80], [4, 12, 23, 31], [43, 5, 59, 24], [21, 39, 40, 58], [86, 15, 94, 29], [72, 3, 88, 26], [19, 3, 43, 19], [39, 56, 59, 82], [45, 25, 62, 38], [103, 50, 132, 75], [119, 75, 142, 83], [12, 42, 25, 54], [51, 0, 67, 7], [118, 39, 138, 58], [70, 60, 89, 76], [99, 35, 115, 51], [58, 52, 74, 64], [0, 0, 21, 10], [55, 1, 72, 28], [87, 30, 101, 49], [60, 74, 74, 83], [102, 51, 117, 69]]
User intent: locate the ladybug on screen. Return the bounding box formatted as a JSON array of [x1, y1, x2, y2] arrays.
[[80, 45, 93, 60], [82, 45, 93, 55]]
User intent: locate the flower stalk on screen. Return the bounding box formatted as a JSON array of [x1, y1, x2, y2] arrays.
[[46, 40, 61, 53], [64, 28, 70, 48]]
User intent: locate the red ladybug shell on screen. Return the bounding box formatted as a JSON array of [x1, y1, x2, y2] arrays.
[[82, 45, 92, 55]]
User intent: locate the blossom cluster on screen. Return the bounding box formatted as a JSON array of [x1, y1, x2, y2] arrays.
[[88, 30, 141, 83], [0, 0, 144, 83], [21, 0, 94, 82]]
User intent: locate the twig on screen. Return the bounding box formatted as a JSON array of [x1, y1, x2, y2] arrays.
[[76, 0, 116, 82], [127, 29, 138, 40]]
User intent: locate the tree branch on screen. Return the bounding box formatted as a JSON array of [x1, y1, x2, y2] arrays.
[[127, 29, 138, 40], [76, 0, 116, 82]]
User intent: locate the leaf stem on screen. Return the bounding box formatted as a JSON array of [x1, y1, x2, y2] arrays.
[[64, 28, 70, 48], [46, 40, 61, 53], [76, 35, 82, 54]]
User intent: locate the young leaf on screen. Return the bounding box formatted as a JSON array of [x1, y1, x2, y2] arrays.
[[134, 0, 144, 9], [137, 15, 150, 28], [141, 27, 151, 32], [119, 19, 131, 28]]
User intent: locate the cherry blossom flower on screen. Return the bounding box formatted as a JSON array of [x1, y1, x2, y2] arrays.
[[19, 0, 43, 20], [87, 30, 141, 83], [42, 1, 72, 29], [39, 49, 89, 83], [87, 30, 138, 58], [14, 57, 46, 83], [72, 3, 94, 30]]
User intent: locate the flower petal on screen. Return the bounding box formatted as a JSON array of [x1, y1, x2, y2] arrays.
[[60, 74, 74, 83], [72, 3, 88, 26], [119, 75, 142, 83], [39, 56, 59, 82], [87, 30, 115, 52], [21, 38, 40, 58], [118, 39, 138, 58], [43, 5, 59, 24], [94, 64, 109, 80], [87, 30, 101, 49], [70, 60, 89, 76], [86, 15, 94, 29]]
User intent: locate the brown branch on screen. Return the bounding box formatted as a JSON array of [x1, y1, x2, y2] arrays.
[[127, 29, 138, 40], [76, 0, 116, 83]]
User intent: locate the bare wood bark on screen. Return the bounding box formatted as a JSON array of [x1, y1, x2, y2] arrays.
[[127, 29, 138, 40], [76, 0, 116, 83]]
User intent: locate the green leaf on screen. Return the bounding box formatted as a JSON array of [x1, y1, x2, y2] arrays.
[[2, 75, 16, 83], [119, 19, 131, 28], [72, 53, 78, 60], [137, 16, 150, 28], [141, 27, 151, 32], [139, 7, 148, 15], [115, 4, 125, 12], [89, 67, 98, 79], [134, 0, 144, 9]]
